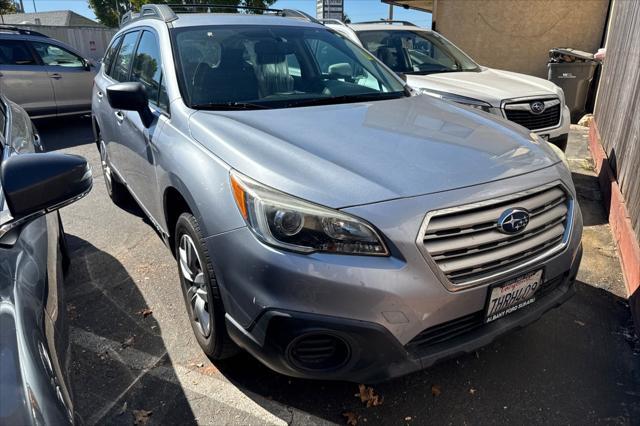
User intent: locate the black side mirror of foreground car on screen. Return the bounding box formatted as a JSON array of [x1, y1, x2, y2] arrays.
[[106, 82, 155, 128], [0, 153, 92, 243]]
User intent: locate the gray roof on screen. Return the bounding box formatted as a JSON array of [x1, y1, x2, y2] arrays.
[[0, 10, 103, 27]]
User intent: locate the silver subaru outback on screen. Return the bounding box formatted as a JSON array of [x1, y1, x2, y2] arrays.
[[92, 4, 583, 383]]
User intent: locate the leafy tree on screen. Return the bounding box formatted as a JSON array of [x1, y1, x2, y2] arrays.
[[0, 0, 17, 14], [89, 0, 276, 28]]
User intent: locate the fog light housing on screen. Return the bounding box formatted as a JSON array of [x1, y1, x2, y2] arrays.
[[287, 333, 351, 372]]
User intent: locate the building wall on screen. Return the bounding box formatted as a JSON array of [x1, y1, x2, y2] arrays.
[[14, 25, 117, 61], [434, 0, 610, 78]]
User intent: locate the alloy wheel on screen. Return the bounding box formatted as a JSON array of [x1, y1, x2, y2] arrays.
[[179, 234, 211, 338]]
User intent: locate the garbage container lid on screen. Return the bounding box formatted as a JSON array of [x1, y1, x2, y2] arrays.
[[549, 48, 595, 61]]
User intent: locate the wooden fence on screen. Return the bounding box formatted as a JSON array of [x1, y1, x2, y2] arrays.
[[594, 0, 640, 242]]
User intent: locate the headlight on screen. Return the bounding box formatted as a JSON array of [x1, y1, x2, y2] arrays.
[[418, 88, 494, 113], [529, 132, 570, 169], [229, 171, 389, 256]]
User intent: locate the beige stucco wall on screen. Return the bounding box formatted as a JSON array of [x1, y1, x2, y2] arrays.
[[434, 0, 609, 78]]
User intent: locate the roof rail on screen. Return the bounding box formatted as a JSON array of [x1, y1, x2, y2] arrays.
[[120, 3, 320, 27], [121, 4, 178, 27], [280, 9, 320, 24], [318, 18, 348, 27], [168, 3, 282, 14], [353, 20, 416, 26], [0, 25, 49, 37]]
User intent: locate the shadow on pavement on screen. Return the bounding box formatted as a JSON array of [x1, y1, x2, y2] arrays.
[[64, 235, 196, 425], [35, 116, 94, 152], [215, 281, 640, 424]]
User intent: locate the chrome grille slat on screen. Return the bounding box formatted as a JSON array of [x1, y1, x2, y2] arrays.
[[425, 203, 568, 257], [418, 185, 572, 287], [447, 235, 564, 281], [439, 224, 565, 274], [425, 187, 565, 234]]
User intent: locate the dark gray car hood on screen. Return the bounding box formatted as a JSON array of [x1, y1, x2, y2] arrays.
[[190, 95, 558, 208]]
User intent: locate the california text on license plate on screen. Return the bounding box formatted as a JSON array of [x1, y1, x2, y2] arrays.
[[485, 270, 543, 323]]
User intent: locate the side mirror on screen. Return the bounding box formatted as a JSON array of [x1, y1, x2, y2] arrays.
[[328, 62, 353, 79], [0, 153, 92, 233], [106, 82, 154, 128], [83, 58, 94, 71]]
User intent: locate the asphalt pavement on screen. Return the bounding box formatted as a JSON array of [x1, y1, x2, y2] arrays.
[[37, 116, 640, 425]]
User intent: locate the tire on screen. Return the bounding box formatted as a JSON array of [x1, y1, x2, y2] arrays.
[[175, 212, 239, 360], [99, 139, 128, 206]]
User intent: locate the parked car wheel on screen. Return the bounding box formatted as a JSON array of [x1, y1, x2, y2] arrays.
[[99, 140, 127, 205], [175, 213, 239, 360]]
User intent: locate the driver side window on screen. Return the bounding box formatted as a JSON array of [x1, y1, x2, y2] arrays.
[[31, 42, 84, 68]]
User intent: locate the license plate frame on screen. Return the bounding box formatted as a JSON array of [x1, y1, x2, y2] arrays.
[[484, 269, 543, 323]]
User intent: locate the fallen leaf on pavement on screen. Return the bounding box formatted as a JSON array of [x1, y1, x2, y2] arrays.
[[431, 385, 442, 397], [358, 384, 383, 407], [122, 336, 135, 349], [138, 308, 153, 318], [133, 409, 152, 425], [342, 411, 358, 425], [117, 401, 127, 416], [574, 320, 586, 326], [469, 388, 477, 395], [404, 416, 412, 421]]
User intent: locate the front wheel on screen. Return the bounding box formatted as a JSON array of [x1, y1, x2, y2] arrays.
[[175, 213, 239, 360]]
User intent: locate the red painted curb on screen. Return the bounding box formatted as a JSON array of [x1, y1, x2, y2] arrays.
[[588, 120, 640, 297]]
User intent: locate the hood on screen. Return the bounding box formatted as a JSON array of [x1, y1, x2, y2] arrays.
[[189, 95, 559, 208], [407, 68, 561, 106]]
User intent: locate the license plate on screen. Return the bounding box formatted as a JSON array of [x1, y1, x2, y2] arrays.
[[485, 270, 543, 323]]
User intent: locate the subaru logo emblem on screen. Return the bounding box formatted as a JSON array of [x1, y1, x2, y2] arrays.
[[530, 101, 546, 115], [497, 208, 530, 234]]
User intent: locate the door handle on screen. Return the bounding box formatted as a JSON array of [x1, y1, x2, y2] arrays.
[[50, 73, 62, 79], [114, 110, 124, 123]]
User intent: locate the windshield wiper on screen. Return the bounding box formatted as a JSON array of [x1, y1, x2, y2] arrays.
[[190, 102, 270, 110], [286, 92, 405, 108]]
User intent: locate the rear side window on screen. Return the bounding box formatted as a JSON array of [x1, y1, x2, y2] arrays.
[[131, 31, 162, 107], [109, 30, 139, 82], [102, 35, 122, 74], [0, 40, 37, 65]]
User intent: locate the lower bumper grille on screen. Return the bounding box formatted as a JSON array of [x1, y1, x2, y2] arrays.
[[405, 273, 567, 354]]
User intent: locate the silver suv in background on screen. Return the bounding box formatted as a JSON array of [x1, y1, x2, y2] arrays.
[[0, 26, 96, 118], [326, 20, 571, 151], [93, 4, 582, 383]]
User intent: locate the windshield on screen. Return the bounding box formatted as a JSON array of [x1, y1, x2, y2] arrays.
[[357, 30, 479, 75], [171, 25, 408, 110]]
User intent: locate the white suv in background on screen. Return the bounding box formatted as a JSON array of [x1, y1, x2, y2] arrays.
[[326, 20, 571, 151]]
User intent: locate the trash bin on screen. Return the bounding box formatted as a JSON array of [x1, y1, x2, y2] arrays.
[[548, 48, 598, 122]]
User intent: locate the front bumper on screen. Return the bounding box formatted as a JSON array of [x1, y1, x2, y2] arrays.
[[207, 165, 583, 382], [226, 244, 581, 383]]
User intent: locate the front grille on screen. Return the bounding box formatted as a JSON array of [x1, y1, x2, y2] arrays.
[[420, 185, 572, 286], [504, 103, 561, 130]]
